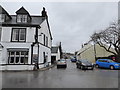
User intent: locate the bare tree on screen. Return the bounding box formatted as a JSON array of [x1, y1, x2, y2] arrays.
[[91, 22, 120, 62]]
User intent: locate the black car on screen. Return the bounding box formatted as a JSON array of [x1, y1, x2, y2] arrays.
[[76, 59, 94, 70]]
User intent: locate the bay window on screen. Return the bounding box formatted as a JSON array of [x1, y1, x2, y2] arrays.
[[8, 50, 29, 64]]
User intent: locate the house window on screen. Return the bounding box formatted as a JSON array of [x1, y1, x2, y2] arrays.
[[11, 28, 26, 42], [8, 51, 28, 64], [0, 28, 2, 41], [43, 52, 46, 63], [0, 14, 5, 22], [17, 15, 27, 23], [46, 36, 48, 46], [43, 34, 45, 45]]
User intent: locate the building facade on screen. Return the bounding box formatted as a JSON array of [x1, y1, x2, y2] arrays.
[[76, 44, 116, 64], [0, 6, 52, 70], [51, 46, 61, 64]]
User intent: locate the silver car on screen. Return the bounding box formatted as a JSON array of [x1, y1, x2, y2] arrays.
[[57, 59, 67, 68]]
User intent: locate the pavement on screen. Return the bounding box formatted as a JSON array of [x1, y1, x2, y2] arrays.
[[38, 64, 55, 71], [1, 64, 55, 72]]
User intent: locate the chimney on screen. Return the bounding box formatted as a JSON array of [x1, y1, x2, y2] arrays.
[[41, 7, 47, 17]]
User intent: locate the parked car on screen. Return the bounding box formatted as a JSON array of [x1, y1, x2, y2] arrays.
[[76, 59, 94, 70], [57, 59, 67, 68], [71, 56, 77, 62], [71, 58, 77, 62], [96, 59, 120, 70]]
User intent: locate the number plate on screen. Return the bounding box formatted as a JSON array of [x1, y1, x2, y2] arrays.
[[88, 67, 92, 69]]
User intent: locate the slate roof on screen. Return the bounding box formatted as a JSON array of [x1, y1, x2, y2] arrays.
[[1, 6, 53, 40], [0, 5, 11, 19], [51, 47, 59, 53], [2, 15, 46, 27], [16, 6, 30, 14]]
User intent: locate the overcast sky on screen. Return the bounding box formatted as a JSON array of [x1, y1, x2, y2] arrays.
[[1, 1, 118, 53]]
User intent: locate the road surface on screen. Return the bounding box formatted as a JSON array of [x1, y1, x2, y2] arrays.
[[1, 59, 119, 88]]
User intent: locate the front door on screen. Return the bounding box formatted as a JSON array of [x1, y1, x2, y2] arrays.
[[51, 56, 56, 64]]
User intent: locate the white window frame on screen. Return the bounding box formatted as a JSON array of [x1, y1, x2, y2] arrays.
[[12, 29, 19, 41], [19, 29, 26, 41], [11, 28, 26, 42], [17, 15, 27, 23], [17, 15, 22, 23], [8, 51, 29, 64], [22, 15, 27, 23], [9, 52, 15, 64]]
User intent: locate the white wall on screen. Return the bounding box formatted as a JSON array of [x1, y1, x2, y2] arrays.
[[0, 49, 2, 64], [51, 48, 60, 61], [1, 27, 11, 42], [0, 19, 52, 70], [38, 19, 52, 65], [39, 45, 51, 64], [38, 20, 52, 48], [1, 27, 35, 43]]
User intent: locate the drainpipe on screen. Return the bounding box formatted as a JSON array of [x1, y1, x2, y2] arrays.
[[31, 26, 40, 70]]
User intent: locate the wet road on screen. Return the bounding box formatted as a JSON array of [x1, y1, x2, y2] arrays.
[[1, 59, 119, 88]]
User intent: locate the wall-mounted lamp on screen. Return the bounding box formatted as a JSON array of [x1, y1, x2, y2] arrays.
[[39, 33, 44, 36]]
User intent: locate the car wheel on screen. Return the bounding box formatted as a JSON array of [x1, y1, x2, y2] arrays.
[[81, 66, 84, 70], [91, 67, 94, 70], [96, 64, 99, 68], [110, 66, 114, 70], [57, 66, 59, 69], [65, 65, 67, 68], [76, 65, 79, 68], [79, 65, 81, 69]]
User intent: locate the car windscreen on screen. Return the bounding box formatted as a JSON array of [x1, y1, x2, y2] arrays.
[[81, 60, 91, 64], [60, 60, 66, 62]]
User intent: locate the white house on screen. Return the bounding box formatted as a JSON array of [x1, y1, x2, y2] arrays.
[[0, 6, 52, 70], [51, 46, 61, 64]]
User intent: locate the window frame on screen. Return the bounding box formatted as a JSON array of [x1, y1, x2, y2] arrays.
[[0, 14, 6, 22], [8, 51, 29, 64], [43, 34, 46, 46], [17, 14, 28, 23], [43, 52, 46, 64], [11, 28, 26, 42], [46, 36, 48, 47]]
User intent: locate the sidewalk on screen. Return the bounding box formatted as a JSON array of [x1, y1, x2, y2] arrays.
[[1, 64, 56, 72], [36, 64, 55, 71]]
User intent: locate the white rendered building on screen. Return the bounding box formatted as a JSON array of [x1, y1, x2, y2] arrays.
[[0, 6, 52, 70]]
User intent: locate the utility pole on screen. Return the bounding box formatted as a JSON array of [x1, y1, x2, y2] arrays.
[[93, 43, 97, 61]]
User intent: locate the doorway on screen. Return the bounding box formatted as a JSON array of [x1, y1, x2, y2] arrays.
[[51, 56, 56, 64]]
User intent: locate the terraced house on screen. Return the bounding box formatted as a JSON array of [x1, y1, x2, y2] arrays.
[[0, 6, 52, 70]]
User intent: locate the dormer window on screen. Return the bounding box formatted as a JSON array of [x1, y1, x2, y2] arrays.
[[0, 14, 5, 22], [16, 7, 31, 23], [17, 15, 27, 23]]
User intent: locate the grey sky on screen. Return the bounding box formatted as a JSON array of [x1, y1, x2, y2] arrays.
[[1, 2, 118, 53]]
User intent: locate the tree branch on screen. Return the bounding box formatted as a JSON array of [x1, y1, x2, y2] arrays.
[[97, 42, 117, 55]]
